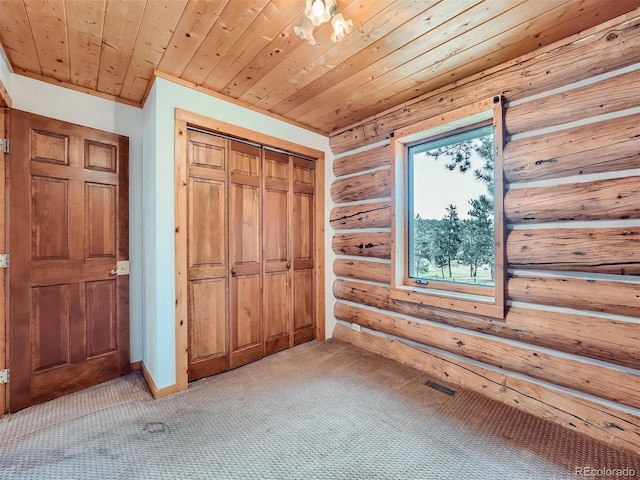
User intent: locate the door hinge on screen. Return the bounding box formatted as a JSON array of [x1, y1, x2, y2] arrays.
[[0, 253, 8, 268], [0, 369, 8, 384], [0, 138, 8, 154]]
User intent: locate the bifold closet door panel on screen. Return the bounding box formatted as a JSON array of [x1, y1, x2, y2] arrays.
[[187, 132, 229, 381], [229, 141, 263, 369], [292, 158, 316, 346], [263, 151, 292, 356]]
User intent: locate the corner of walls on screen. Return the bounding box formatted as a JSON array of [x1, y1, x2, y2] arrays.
[[325, 160, 337, 338], [141, 80, 159, 381], [0, 45, 12, 106]]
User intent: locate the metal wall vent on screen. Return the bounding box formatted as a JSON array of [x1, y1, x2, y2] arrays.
[[425, 380, 457, 396]]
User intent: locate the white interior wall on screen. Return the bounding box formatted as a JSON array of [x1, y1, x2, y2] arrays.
[[142, 77, 336, 390], [0, 46, 11, 104], [5, 72, 145, 363]]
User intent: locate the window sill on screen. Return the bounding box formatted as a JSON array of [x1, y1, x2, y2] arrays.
[[390, 285, 505, 319]]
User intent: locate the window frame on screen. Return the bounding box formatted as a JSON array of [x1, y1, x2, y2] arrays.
[[390, 96, 506, 319]]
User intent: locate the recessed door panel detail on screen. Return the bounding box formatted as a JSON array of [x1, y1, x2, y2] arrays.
[[31, 284, 70, 372], [293, 193, 314, 263], [86, 280, 117, 357], [265, 158, 288, 182], [86, 183, 116, 258], [85, 140, 116, 172], [31, 129, 69, 165], [294, 270, 314, 332], [190, 179, 226, 268], [231, 275, 261, 351], [190, 132, 226, 170], [264, 272, 289, 339], [264, 189, 288, 263], [230, 141, 260, 178], [32, 176, 69, 260], [230, 184, 260, 266], [190, 279, 227, 362]]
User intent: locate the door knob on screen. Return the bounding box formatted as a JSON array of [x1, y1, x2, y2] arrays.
[[285, 262, 291, 270], [231, 268, 237, 277]]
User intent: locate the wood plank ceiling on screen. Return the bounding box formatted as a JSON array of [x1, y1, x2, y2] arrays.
[[0, 0, 638, 135]]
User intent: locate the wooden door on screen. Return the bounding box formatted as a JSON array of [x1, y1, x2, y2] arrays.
[[263, 150, 291, 356], [292, 158, 316, 345], [186, 130, 229, 381], [8, 110, 129, 412], [229, 141, 262, 369]]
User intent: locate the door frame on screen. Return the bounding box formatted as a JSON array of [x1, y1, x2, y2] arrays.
[[0, 102, 8, 417], [174, 108, 326, 392]]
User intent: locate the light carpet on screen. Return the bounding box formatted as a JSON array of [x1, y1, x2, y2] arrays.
[[1, 339, 638, 479]]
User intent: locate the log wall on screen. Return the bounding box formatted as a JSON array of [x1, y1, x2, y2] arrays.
[[328, 11, 640, 454]]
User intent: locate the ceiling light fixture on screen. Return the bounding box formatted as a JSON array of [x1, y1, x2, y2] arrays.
[[294, 0, 352, 45]]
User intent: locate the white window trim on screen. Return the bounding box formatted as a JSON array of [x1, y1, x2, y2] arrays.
[[390, 96, 506, 319]]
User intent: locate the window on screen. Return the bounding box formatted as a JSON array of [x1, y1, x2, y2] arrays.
[[391, 97, 505, 318]]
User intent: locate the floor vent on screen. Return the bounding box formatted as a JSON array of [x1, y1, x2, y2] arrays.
[[425, 380, 457, 396]]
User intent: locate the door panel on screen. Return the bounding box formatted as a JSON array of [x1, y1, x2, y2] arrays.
[[31, 176, 69, 259], [229, 141, 262, 368], [85, 279, 117, 357], [85, 183, 116, 258], [9, 110, 129, 412], [263, 150, 291, 356], [189, 179, 226, 270], [31, 284, 71, 371], [186, 131, 228, 381], [264, 271, 290, 354], [84, 140, 116, 172], [188, 278, 227, 380], [293, 158, 316, 346]]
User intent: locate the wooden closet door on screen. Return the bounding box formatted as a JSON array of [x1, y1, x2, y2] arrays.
[[186, 131, 229, 381], [292, 158, 316, 345], [229, 141, 262, 368], [263, 150, 291, 356]]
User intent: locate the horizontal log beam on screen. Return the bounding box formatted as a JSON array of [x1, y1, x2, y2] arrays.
[[505, 176, 640, 223], [330, 201, 391, 229], [503, 114, 640, 184], [329, 15, 640, 154], [334, 325, 640, 455], [333, 279, 640, 369], [330, 169, 391, 204], [334, 302, 640, 409], [506, 227, 640, 275], [508, 273, 640, 318], [332, 232, 391, 259], [333, 144, 391, 177], [333, 258, 391, 284], [505, 69, 640, 136]]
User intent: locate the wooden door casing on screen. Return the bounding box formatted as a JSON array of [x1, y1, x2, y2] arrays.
[[8, 110, 129, 412]]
